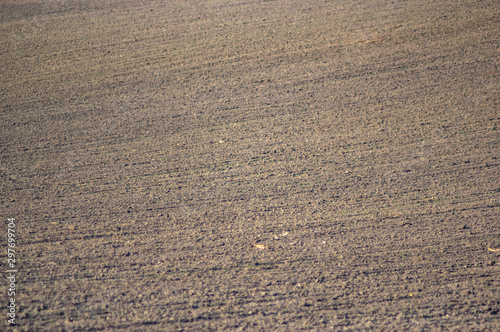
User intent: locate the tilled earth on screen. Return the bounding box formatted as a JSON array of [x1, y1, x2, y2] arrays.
[[1, 0, 499, 330]]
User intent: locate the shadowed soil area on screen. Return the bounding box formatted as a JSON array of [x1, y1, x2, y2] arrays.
[[1, 0, 499, 330]]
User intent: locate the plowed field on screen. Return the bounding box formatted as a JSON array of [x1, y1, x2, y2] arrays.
[[1, 0, 499, 330]]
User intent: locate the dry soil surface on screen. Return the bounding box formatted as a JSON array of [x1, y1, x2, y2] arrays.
[[1, 0, 500, 330]]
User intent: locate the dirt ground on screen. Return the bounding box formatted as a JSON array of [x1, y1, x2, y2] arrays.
[[1, 0, 499, 330]]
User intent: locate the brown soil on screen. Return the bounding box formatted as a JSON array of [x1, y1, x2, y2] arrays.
[[1, 0, 499, 330]]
